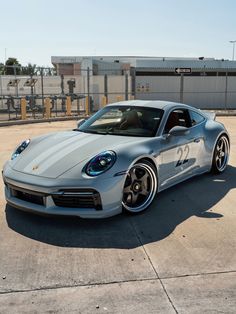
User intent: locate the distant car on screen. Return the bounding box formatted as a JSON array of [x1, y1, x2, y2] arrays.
[[2, 100, 230, 218]]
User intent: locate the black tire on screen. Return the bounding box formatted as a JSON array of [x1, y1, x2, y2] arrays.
[[122, 160, 157, 214], [211, 135, 229, 174]]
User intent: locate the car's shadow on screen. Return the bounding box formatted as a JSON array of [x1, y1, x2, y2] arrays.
[[5, 165, 236, 249]]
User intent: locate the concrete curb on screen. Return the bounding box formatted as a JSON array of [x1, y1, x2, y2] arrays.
[[0, 116, 88, 127], [215, 112, 236, 116]]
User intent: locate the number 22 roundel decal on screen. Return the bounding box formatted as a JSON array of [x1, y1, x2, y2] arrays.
[[176, 145, 190, 167]]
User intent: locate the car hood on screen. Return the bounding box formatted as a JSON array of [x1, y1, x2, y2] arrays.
[[11, 131, 145, 179]]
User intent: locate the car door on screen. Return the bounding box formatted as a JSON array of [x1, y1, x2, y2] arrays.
[[188, 109, 206, 168], [158, 108, 200, 189]]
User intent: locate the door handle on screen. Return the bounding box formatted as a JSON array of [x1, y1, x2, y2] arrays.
[[194, 138, 201, 143]]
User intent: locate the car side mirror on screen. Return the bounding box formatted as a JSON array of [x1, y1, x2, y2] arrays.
[[168, 126, 189, 136]]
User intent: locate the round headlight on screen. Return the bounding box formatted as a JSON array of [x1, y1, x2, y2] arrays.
[[85, 151, 116, 176], [11, 139, 30, 160]]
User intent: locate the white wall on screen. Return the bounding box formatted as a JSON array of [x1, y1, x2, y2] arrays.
[[1, 74, 236, 110], [136, 75, 236, 109], [136, 76, 180, 103]]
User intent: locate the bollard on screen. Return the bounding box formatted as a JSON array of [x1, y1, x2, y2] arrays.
[[85, 96, 90, 115], [66, 96, 72, 116], [20, 98, 27, 120], [116, 95, 123, 102], [102, 96, 107, 107], [45, 97, 51, 119]]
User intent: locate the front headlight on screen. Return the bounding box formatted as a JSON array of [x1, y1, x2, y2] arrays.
[[85, 151, 116, 176], [11, 139, 30, 160]]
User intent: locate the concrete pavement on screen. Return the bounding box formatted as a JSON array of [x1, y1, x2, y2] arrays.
[[0, 118, 235, 313]]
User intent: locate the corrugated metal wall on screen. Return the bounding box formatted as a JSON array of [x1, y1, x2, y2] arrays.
[[136, 76, 236, 109]]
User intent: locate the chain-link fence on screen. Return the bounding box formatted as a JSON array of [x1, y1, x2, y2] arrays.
[[0, 65, 236, 121], [0, 66, 133, 121]]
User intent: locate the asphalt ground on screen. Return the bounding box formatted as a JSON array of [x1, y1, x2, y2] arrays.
[[0, 117, 235, 313]]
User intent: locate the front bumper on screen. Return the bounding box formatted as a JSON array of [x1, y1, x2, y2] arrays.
[[3, 167, 125, 219]]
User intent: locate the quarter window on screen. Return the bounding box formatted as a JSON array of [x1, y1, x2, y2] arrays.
[[189, 110, 205, 126]]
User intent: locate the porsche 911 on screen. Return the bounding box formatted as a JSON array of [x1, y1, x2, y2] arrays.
[[2, 100, 230, 218]]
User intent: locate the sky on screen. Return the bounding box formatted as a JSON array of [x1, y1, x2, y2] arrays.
[[0, 0, 236, 66]]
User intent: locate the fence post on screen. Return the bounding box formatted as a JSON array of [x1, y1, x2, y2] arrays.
[[225, 71, 228, 110], [125, 73, 129, 100], [21, 98, 27, 120], [0, 75, 3, 109], [180, 74, 184, 103], [87, 67, 90, 112], [131, 68, 136, 99], [60, 75, 66, 111], [104, 74, 108, 100], [66, 96, 72, 116], [40, 68, 44, 116], [45, 97, 51, 119]]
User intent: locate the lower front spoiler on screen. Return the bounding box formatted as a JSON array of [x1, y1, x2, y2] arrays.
[[5, 187, 122, 219]]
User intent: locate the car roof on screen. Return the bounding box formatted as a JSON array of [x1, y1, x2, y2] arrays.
[[107, 100, 191, 111]]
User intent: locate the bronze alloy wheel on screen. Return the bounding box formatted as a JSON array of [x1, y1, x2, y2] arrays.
[[122, 161, 157, 213], [212, 135, 230, 173]]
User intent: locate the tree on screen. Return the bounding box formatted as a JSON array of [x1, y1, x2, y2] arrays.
[[5, 57, 21, 75], [0, 63, 4, 75], [21, 63, 37, 76], [1, 57, 57, 76], [45, 67, 57, 76]]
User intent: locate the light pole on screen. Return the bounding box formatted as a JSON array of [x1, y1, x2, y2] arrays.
[[229, 40, 236, 60]]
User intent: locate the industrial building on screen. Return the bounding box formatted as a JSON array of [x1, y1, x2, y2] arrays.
[[1, 56, 236, 114], [51, 56, 236, 76], [50, 56, 236, 109]]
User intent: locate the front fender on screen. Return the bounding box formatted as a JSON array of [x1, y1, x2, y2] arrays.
[[60, 137, 161, 184]]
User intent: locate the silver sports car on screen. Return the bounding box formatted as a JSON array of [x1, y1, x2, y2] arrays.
[[2, 100, 230, 218]]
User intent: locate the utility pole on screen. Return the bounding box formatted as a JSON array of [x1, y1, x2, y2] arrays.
[[229, 40, 236, 60]]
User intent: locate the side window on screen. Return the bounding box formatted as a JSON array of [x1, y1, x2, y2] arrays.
[[164, 109, 191, 134], [189, 110, 205, 126]]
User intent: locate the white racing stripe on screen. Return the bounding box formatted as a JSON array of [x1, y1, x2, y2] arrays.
[[23, 133, 97, 175]]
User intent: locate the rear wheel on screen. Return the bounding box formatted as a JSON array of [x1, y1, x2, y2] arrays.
[[211, 135, 229, 174], [122, 161, 157, 214]]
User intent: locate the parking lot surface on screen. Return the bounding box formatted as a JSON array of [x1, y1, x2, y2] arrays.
[[0, 117, 235, 313]]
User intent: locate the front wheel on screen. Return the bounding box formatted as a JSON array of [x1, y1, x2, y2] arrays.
[[211, 135, 230, 174], [122, 161, 157, 214]]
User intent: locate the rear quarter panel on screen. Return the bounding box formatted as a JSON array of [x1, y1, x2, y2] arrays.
[[203, 119, 230, 169]]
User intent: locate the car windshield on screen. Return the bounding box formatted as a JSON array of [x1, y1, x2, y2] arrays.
[[78, 106, 164, 137]]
